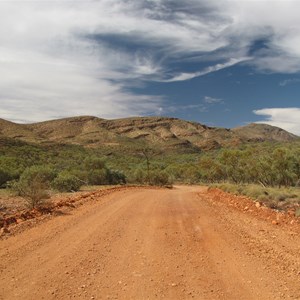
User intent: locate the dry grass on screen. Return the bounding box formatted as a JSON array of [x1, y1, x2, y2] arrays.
[[0, 189, 14, 198], [211, 183, 300, 212], [0, 189, 27, 215], [79, 185, 122, 192], [0, 185, 113, 216]]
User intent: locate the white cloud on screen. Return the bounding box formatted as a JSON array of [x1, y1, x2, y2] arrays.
[[163, 97, 226, 114], [165, 103, 208, 114], [204, 96, 223, 104], [253, 108, 300, 136], [0, 1, 168, 122], [224, 0, 300, 73], [1, 1, 300, 122], [163, 57, 251, 82], [279, 78, 300, 87]]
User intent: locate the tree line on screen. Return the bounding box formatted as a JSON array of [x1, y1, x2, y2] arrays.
[[0, 139, 299, 198], [197, 147, 300, 187]]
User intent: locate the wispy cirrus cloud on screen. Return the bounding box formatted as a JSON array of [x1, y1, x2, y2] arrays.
[[254, 108, 300, 136], [162, 57, 251, 82], [279, 78, 300, 86], [160, 95, 224, 116], [1, 1, 300, 122], [162, 103, 208, 114], [204, 96, 223, 104]]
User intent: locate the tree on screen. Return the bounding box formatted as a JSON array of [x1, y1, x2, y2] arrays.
[[271, 148, 296, 187], [140, 147, 161, 184], [198, 156, 224, 183]]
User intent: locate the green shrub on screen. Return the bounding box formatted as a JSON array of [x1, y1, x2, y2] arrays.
[[12, 165, 55, 209], [0, 168, 12, 187], [149, 170, 172, 186], [108, 170, 126, 185], [133, 169, 146, 184], [83, 157, 111, 185], [88, 169, 108, 185], [84, 157, 106, 170], [67, 169, 89, 185], [21, 165, 56, 183], [52, 172, 82, 192]]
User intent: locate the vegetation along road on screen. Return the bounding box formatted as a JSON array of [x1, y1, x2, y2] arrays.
[[0, 186, 300, 299]]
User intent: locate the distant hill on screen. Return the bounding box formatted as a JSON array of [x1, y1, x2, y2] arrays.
[[231, 123, 297, 142], [0, 116, 298, 152]]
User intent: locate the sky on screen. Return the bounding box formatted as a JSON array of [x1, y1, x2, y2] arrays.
[[0, 0, 300, 135]]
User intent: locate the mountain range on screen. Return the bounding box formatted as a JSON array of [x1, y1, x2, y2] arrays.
[[0, 116, 298, 152]]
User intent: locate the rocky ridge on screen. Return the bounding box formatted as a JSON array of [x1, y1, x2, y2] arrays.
[[0, 116, 298, 151]]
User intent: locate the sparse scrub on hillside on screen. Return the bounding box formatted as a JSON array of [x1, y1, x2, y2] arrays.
[[0, 135, 299, 191]]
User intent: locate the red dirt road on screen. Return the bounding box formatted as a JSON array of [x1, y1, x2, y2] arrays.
[[0, 186, 299, 299]]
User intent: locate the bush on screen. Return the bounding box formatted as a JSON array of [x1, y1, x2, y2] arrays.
[[84, 157, 106, 170], [88, 169, 108, 185], [21, 165, 56, 183], [108, 170, 126, 185], [132, 169, 146, 184], [149, 170, 172, 186], [13, 166, 55, 209], [0, 168, 12, 188], [83, 157, 111, 185], [52, 172, 82, 192]]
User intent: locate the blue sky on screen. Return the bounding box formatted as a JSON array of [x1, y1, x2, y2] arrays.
[[0, 0, 300, 135]]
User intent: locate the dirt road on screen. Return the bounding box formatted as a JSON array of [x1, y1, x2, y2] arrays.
[[0, 186, 299, 299]]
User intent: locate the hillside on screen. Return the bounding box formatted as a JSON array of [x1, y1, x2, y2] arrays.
[[232, 123, 297, 142], [0, 116, 298, 152]]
